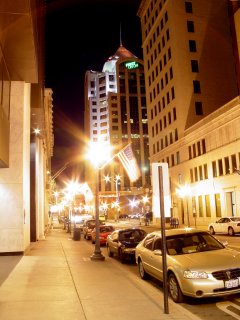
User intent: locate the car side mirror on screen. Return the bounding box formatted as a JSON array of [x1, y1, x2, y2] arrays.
[[153, 249, 162, 256], [221, 241, 228, 247]]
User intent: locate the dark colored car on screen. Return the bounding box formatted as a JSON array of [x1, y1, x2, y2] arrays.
[[106, 228, 147, 263]]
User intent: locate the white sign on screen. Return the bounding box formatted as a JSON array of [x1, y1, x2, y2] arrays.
[[152, 163, 171, 219]]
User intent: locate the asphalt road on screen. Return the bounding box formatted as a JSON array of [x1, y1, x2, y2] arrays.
[[102, 219, 240, 320]]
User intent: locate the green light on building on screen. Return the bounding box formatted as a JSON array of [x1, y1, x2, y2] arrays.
[[125, 61, 139, 69]]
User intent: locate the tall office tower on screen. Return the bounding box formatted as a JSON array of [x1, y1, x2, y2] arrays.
[[84, 45, 150, 216], [138, 0, 238, 163], [137, 0, 240, 225]]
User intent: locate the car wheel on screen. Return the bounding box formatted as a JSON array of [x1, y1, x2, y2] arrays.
[[209, 226, 215, 235], [107, 244, 113, 257], [119, 248, 125, 263], [228, 227, 235, 236], [138, 259, 148, 280], [168, 273, 184, 303]]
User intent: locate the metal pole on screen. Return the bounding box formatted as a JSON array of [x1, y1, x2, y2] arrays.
[[91, 168, 105, 261], [186, 197, 190, 227], [115, 176, 119, 222], [158, 166, 169, 314]]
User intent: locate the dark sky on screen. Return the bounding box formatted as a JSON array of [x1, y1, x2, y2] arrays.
[[45, 0, 142, 179]]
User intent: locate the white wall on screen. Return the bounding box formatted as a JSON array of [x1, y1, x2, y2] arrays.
[[0, 81, 31, 253]]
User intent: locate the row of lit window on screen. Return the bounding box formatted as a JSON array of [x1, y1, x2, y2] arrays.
[[92, 128, 108, 136], [184, 3, 204, 116], [151, 107, 177, 136], [152, 128, 179, 154], [189, 153, 240, 183], [143, 1, 168, 39], [147, 29, 170, 69], [188, 139, 206, 159], [192, 194, 214, 219], [212, 153, 239, 178], [143, 0, 192, 44], [148, 49, 172, 87], [160, 151, 180, 168], [190, 164, 208, 183], [150, 86, 175, 110], [90, 74, 115, 88]]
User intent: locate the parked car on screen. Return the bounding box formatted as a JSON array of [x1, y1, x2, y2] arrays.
[[82, 219, 96, 240], [208, 217, 240, 236], [106, 228, 147, 263], [135, 228, 240, 303], [91, 225, 115, 245], [75, 214, 93, 231]]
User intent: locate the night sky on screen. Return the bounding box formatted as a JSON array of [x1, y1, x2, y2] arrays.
[[45, 0, 143, 181]]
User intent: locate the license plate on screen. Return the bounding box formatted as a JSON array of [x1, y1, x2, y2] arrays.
[[225, 279, 239, 288]]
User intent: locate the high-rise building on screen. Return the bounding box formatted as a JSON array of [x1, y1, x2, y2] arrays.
[[137, 0, 240, 225], [84, 45, 150, 217]]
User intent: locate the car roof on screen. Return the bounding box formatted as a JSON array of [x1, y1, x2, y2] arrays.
[[147, 228, 208, 237], [118, 227, 145, 233]]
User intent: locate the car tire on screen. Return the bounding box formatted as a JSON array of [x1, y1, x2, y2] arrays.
[[168, 273, 184, 303], [138, 259, 148, 280], [107, 245, 113, 257], [228, 227, 235, 236], [209, 226, 215, 235], [119, 248, 125, 263]]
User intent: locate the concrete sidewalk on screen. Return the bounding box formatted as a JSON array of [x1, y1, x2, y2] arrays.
[[0, 227, 202, 320]]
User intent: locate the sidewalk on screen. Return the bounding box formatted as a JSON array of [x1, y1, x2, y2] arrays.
[[0, 227, 202, 320]]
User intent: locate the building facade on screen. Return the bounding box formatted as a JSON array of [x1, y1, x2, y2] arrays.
[[137, 0, 240, 225], [0, 1, 53, 253], [84, 45, 150, 217]]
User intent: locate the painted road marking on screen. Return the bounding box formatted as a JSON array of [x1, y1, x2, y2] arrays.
[[216, 299, 240, 319]]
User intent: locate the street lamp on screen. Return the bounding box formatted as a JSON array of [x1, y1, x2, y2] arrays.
[[176, 184, 192, 227], [87, 141, 112, 261], [129, 199, 138, 215]]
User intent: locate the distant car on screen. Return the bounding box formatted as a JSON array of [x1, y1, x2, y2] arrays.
[[106, 228, 147, 263], [75, 214, 93, 231], [135, 228, 240, 303], [91, 225, 115, 245], [208, 217, 240, 236], [82, 219, 96, 240]]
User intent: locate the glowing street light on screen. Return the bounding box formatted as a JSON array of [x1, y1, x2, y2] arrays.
[[87, 141, 112, 261]]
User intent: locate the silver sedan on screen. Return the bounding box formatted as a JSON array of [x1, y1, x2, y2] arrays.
[[135, 228, 240, 303]]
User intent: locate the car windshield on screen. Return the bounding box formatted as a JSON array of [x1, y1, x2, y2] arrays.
[[166, 232, 225, 255], [119, 230, 146, 241], [100, 226, 114, 232], [231, 217, 240, 222]]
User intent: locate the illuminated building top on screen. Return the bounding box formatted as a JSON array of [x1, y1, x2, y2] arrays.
[[103, 45, 137, 73]]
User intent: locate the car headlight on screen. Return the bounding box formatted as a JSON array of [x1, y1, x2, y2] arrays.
[[184, 270, 208, 279]]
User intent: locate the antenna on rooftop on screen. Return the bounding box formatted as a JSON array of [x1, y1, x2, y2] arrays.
[[120, 22, 122, 46]]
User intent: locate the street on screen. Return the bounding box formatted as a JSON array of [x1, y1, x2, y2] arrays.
[[97, 219, 240, 320]]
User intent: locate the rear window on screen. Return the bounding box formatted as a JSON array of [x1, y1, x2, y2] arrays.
[[119, 229, 146, 241]]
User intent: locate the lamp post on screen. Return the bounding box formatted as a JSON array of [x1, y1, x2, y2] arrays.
[[176, 184, 192, 227], [104, 174, 121, 222], [87, 141, 112, 261], [90, 166, 104, 260]]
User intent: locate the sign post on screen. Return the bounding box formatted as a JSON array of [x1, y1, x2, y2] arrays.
[[152, 163, 170, 314]]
